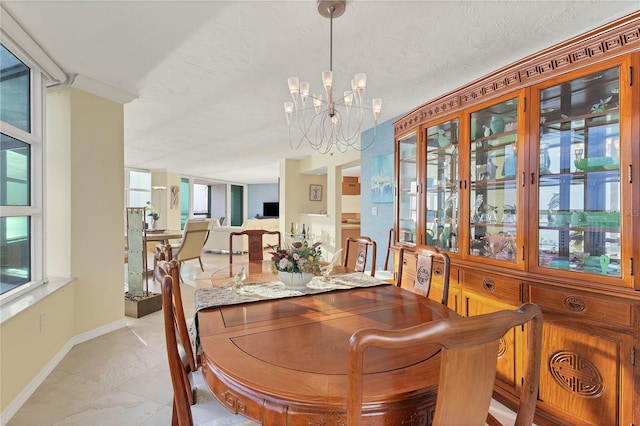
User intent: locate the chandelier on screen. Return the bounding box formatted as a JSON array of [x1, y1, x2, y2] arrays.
[[284, 0, 382, 154]]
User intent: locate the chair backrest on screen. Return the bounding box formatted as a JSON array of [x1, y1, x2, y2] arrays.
[[174, 219, 210, 262], [157, 260, 195, 425], [153, 242, 173, 273], [383, 227, 395, 271], [347, 303, 543, 426], [156, 258, 197, 372], [344, 236, 377, 276], [229, 229, 282, 263], [396, 245, 450, 306]]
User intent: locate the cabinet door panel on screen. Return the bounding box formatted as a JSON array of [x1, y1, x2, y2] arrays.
[[469, 97, 520, 264], [397, 133, 418, 245], [539, 321, 630, 426], [533, 61, 633, 288], [425, 119, 459, 253], [464, 293, 519, 389]]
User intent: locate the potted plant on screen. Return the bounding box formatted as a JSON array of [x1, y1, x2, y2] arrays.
[[145, 201, 160, 230]]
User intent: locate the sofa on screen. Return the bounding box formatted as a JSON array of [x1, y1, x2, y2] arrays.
[[203, 218, 281, 253]]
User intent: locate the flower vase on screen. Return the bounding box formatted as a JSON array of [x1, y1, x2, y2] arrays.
[[277, 271, 314, 290], [151, 219, 158, 231]]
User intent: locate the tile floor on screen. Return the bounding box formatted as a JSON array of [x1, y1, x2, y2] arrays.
[[7, 251, 520, 425]]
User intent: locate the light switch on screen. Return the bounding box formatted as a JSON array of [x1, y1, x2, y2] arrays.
[[371, 206, 378, 216]]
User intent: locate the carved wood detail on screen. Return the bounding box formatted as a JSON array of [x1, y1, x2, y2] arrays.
[[394, 12, 640, 134], [548, 350, 605, 398], [482, 277, 496, 292], [497, 336, 508, 358]]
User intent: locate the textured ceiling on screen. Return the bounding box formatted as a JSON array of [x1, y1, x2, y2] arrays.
[[3, 1, 638, 183]]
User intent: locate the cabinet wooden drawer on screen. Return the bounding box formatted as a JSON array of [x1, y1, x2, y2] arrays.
[[529, 286, 632, 328], [462, 271, 521, 305]]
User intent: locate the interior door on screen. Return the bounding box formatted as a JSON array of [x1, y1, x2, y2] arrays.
[[230, 184, 244, 226]]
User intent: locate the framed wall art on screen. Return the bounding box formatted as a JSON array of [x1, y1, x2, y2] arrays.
[[309, 184, 322, 201]]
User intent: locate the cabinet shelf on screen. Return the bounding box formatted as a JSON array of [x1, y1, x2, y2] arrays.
[[541, 109, 619, 131], [471, 177, 518, 187], [470, 222, 517, 229], [538, 170, 620, 186], [539, 225, 620, 234], [471, 132, 517, 150]]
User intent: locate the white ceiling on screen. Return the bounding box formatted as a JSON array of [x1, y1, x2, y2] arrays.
[[3, 1, 638, 183]]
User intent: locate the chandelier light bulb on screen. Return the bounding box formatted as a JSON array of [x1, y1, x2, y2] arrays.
[[313, 94, 323, 113], [284, 101, 294, 123], [354, 73, 366, 91], [300, 82, 310, 102], [344, 91, 353, 108], [322, 71, 333, 94], [372, 98, 382, 120], [288, 77, 299, 98]]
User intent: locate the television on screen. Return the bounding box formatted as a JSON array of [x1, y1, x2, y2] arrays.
[[263, 202, 279, 217]]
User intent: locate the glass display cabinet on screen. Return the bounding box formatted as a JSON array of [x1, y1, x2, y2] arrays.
[[397, 132, 418, 245], [536, 67, 621, 276], [391, 13, 639, 425], [424, 119, 459, 253], [469, 98, 519, 262]]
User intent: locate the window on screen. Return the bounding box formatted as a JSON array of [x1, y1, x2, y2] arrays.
[[125, 169, 152, 227], [126, 169, 151, 207], [0, 42, 44, 297], [193, 183, 210, 219]]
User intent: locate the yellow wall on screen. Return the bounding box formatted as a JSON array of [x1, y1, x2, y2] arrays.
[[0, 284, 76, 410], [68, 88, 124, 334], [151, 171, 182, 230], [0, 87, 125, 413]]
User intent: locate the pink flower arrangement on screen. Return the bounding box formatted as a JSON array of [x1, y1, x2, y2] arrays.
[[270, 241, 322, 274]]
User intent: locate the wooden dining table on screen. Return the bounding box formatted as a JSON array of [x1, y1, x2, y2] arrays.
[[195, 261, 456, 425]]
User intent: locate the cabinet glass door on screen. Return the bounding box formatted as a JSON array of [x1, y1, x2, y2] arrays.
[[537, 67, 621, 276], [398, 133, 418, 245], [425, 119, 459, 252], [469, 98, 519, 262]]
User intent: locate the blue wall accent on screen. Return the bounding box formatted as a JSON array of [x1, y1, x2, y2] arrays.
[[360, 115, 400, 270], [248, 183, 279, 218]]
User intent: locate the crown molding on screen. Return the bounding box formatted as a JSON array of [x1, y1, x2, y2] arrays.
[[1, 4, 67, 84], [66, 74, 138, 105]]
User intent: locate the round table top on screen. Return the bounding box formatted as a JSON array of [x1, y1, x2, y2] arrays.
[[197, 284, 453, 423]]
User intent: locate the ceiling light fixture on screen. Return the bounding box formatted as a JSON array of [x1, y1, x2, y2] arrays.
[[284, 0, 382, 154]]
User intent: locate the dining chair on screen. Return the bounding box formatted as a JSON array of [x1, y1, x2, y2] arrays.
[[396, 245, 450, 306], [343, 236, 377, 276], [373, 227, 395, 281], [229, 229, 282, 264], [156, 260, 197, 393], [172, 219, 211, 275], [347, 303, 543, 426], [153, 243, 173, 278], [157, 259, 238, 425]]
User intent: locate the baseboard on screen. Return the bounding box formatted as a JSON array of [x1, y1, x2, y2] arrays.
[[0, 317, 127, 425]]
